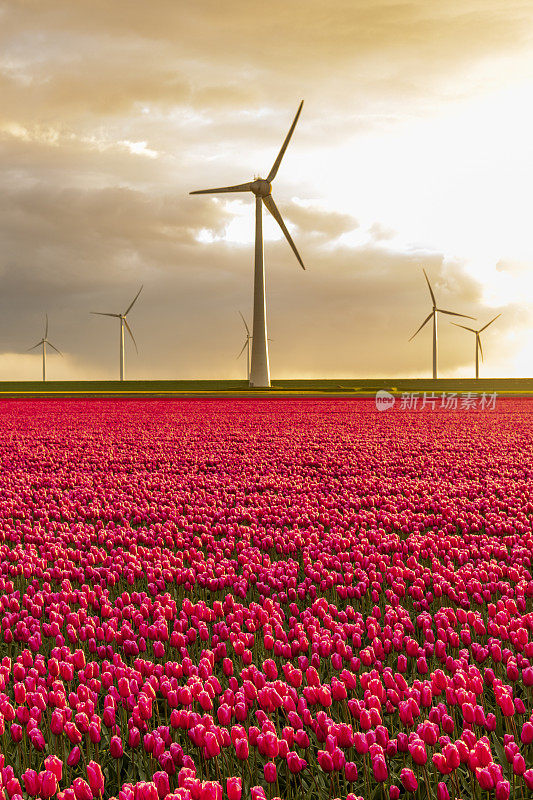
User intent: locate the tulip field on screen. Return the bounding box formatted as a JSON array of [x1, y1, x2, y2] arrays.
[[1, 398, 533, 800]]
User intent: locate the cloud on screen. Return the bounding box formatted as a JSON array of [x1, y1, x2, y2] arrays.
[[0, 171, 520, 379], [284, 203, 359, 239], [0, 0, 531, 378], [2, 0, 533, 125]]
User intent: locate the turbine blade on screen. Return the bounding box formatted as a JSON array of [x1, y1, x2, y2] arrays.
[[437, 309, 475, 319], [237, 339, 248, 358], [48, 342, 63, 356], [27, 341, 43, 352], [263, 194, 305, 270], [451, 323, 476, 333], [90, 312, 120, 317], [124, 285, 143, 316], [408, 311, 433, 341], [190, 182, 254, 195], [238, 310, 250, 336], [422, 269, 436, 306], [479, 313, 501, 332], [478, 334, 484, 362], [123, 318, 138, 353], [45, 314, 48, 339], [266, 100, 304, 183]]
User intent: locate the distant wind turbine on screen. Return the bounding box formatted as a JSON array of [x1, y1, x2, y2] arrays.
[[452, 314, 501, 379], [91, 286, 143, 381], [409, 269, 475, 379], [27, 315, 62, 382], [237, 311, 252, 382], [191, 101, 306, 388]]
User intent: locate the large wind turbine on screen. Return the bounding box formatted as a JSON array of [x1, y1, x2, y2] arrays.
[[237, 311, 252, 382], [191, 102, 306, 388], [409, 269, 475, 379], [28, 315, 62, 382], [91, 286, 142, 381], [452, 314, 501, 379]]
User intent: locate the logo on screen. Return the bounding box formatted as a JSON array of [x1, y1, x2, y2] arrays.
[[375, 390, 395, 411]]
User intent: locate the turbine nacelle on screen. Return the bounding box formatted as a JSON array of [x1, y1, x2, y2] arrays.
[[251, 179, 272, 197]]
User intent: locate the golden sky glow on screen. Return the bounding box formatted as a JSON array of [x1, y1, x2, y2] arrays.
[[0, 0, 532, 379]]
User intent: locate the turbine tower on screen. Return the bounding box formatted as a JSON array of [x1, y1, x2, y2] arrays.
[[28, 315, 62, 382], [237, 311, 252, 382], [409, 269, 475, 379], [91, 286, 142, 381], [191, 102, 306, 388], [452, 314, 501, 379]]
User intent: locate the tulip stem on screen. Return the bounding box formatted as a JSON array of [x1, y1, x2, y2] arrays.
[[422, 763, 431, 800]]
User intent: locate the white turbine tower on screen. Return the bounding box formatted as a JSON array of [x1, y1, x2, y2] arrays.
[[191, 101, 306, 388], [91, 286, 143, 381], [452, 314, 501, 379], [28, 315, 62, 382], [409, 269, 475, 379], [237, 311, 252, 382]]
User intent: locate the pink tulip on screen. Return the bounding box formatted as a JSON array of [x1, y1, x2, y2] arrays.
[[22, 771, 40, 797], [400, 769, 418, 793], [226, 778, 242, 800], [67, 747, 81, 767], [110, 736, 124, 759], [44, 757, 62, 784], [40, 771, 58, 799], [86, 763, 104, 797], [72, 780, 92, 800]]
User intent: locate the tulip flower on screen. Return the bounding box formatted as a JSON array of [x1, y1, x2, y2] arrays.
[[22, 771, 40, 798], [86, 763, 104, 798], [67, 748, 81, 768], [400, 768, 418, 793], [72, 780, 93, 800], [44, 757, 62, 783], [40, 771, 58, 799], [226, 778, 242, 800], [110, 736, 124, 759]]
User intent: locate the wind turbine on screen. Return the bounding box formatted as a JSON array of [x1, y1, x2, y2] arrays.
[[27, 315, 62, 381], [91, 286, 142, 381], [452, 314, 501, 379], [191, 101, 306, 388], [237, 311, 252, 382], [409, 269, 475, 379]]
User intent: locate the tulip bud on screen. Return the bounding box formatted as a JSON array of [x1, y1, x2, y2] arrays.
[[86, 762, 104, 797], [436, 783, 450, 800], [72, 779, 93, 800], [43, 757, 62, 785], [226, 777, 242, 800], [400, 768, 418, 793], [40, 771, 58, 799], [110, 736, 124, 759], [235, 738, 249, 760], [22, 771, 40, 797], [67, 747, 81, 767]]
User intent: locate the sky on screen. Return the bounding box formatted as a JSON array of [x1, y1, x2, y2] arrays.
[[1, 0, 532, 380]]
